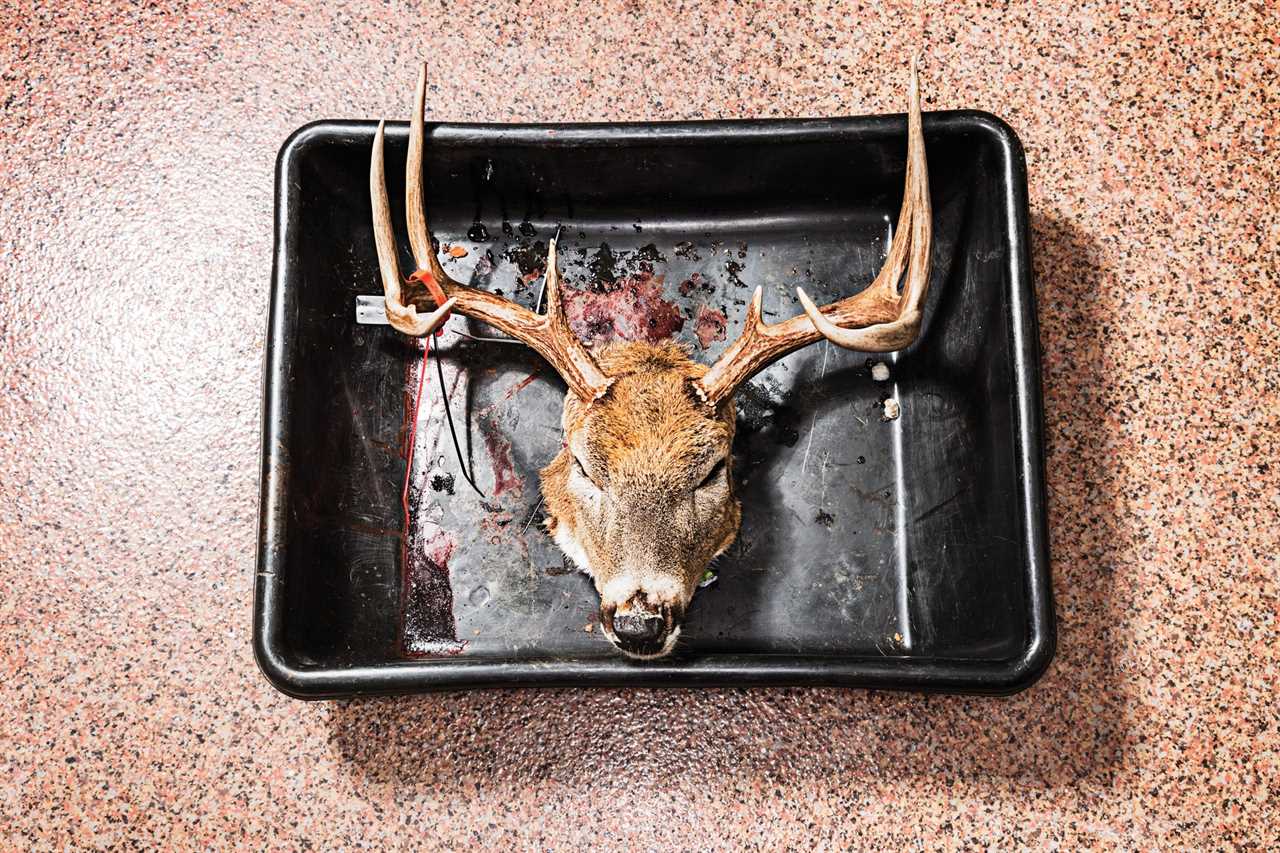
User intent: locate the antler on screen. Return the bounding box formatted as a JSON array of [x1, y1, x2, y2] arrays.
[[370, 65, 611, 402], [695, 59, 933, 405]]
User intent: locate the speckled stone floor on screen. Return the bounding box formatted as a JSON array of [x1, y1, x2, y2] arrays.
[[2, 1, 1276, 848]]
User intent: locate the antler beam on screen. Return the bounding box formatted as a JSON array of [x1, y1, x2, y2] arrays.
[[369, 65, 611, 402], [694, 59, 933, 405]]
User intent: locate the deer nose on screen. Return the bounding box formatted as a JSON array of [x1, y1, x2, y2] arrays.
[[612, 612, 666, 646]]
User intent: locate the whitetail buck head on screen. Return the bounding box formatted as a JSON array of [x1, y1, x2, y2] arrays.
[[370, 62, 932, 659]]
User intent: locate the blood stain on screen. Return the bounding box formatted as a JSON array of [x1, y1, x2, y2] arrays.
[[479, 415, 523, 497], [693, 304, 727, 349], [402, 527, 464, 656], [503, 370, 541, 399], [401, 355, 463, 657], [563, 273, 685, 346]]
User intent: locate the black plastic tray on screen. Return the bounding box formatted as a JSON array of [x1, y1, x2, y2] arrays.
[[255, 111, 1053, 698]]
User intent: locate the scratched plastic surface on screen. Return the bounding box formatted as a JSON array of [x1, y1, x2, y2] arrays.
[[256, 114, 1052, 696]]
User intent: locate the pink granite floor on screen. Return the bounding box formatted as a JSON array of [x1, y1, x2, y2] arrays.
[[2, 0, 1277, 848]]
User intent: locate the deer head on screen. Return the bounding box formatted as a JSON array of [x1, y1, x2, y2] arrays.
[[370, 62, 932, 659]]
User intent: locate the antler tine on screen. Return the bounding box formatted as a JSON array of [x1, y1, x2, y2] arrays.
[[404, 65, 462, 290], [370, 65, 611, 402], [370, 120, 458, 336], [695, 59, 933, 405], [797, 56, 931, 347], [543, 232, 567, 324]]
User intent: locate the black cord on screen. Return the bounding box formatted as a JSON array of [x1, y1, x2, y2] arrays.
[[431, 333, 486, 498], [427, 233, 562, 499]]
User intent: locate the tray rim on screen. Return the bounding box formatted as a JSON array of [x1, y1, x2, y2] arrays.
[[254, 109, 1055, 699]]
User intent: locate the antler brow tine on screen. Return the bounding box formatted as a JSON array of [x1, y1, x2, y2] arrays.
[[695, 58, 933, 405]]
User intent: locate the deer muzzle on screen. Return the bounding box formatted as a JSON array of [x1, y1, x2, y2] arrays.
[[601, 593, 685, 659]]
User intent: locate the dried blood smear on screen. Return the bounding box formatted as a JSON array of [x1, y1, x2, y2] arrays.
[[693, 304, 727, 349], [479, 415, 523, 498], [502, 371, 540, 400], [399, 349, 464, 657], [402, 526, 463, 656], [563, 273, 685, 346]]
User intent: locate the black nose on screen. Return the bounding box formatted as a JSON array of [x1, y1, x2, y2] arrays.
[[612, 612, 666, 646]]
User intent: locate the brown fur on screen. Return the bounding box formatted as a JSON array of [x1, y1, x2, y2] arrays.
[[540, 341, 741, 656]]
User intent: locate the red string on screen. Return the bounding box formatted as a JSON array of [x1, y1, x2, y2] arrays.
[[401, 267, 450, 525], [402, 269, 458, 532], [402, 336, 431, 529], [409, 269, 452, 330]]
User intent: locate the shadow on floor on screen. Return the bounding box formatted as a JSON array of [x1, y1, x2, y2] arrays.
[[323, 211, 1130, 793]]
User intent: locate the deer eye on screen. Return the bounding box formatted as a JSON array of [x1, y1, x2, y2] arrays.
[[696, 458, 726, 491], [573, 455, 601, 489]]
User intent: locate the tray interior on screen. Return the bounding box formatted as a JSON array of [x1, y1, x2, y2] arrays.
[[262, 115, 1041, 687]]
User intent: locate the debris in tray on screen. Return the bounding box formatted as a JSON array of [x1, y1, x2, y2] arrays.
[[882, 398, 901, 421], [544, 559, 572, 576], [674, 240, 700, 261], [724, 258, 746, 288], [505, 239, 548, 287], [871, 361, 890, 382], [446, 244, 469, 258], [678, 272, 715, 297], [588, 242, 620, 285]]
